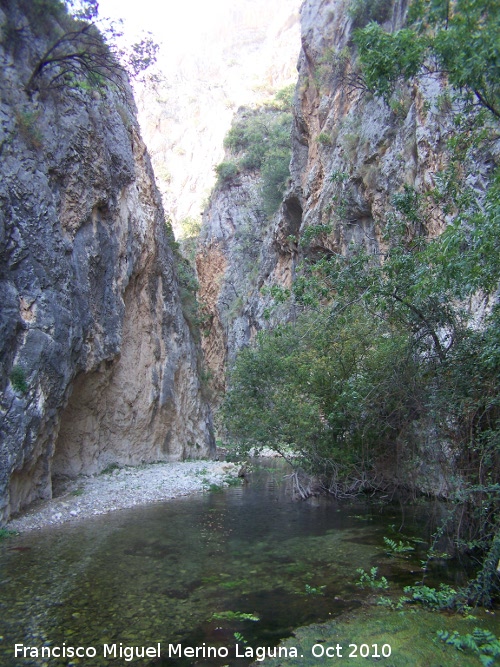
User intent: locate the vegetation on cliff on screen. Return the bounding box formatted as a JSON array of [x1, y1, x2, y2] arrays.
[[222, 0, 500, 606], [2, 0, 157, 96], [215, 86, 294, 215]]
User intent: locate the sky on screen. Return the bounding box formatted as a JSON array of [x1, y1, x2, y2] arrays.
[[97, 0, 235, 55]]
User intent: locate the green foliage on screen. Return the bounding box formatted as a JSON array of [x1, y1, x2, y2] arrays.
[[207, 483, 223, 493], [260, 143, 291, 215], [175, 253, 206, 339], [383, 537, 415, 555], [15, 110, 43, 149], [348, 0, 394, 28], [401, 584, 457, 610], [354, 0, 500, 118], [101, 463, 121, 475], [437, 628, 500, 667], [215, 161, 239, 185], [178, 216, 201, 263], [354, 24, 427, 100], [304, 584, 326, 596], [225, 93, 500, 605], [222, 305, 427, 490], [221, 100, 292, 215], [17, 0, 69, 37], [299, 223, 332, 247], [355, 567, 389, 590], [269, 84, 295, 111], [0, 528, 19, 540], [9, 365, 28, 394], [212, 611, 260, 621], [316, 132, 332, 146], [221, 0, 500, 610], [22, 0, 158, 95], [179, 216, 201, 239]]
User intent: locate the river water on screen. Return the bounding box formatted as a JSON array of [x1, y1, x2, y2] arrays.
[[0, 460, 465, 667]]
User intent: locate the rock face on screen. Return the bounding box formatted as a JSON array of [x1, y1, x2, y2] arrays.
[[134, 0, 301, 233], [198, 0, 469, 425], [197, 138, 296, 400], [0, 4, 214, 524], [288, 0, 451, 253]]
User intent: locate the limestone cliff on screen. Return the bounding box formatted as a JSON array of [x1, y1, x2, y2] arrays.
[[197, 0, 471, 405], [197, 106, 298, 399], [134, 0, 301, 234], [0, 2, 214, 524]]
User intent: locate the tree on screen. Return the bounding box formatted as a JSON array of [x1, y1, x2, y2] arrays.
[[24, 0, 158, 95], [354, 0, 500, 119], [224, 0, 500, 603]]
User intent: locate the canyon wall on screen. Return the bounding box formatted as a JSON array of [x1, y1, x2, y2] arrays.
[[135, 0, 301, 234], [0, 2, 214, 524], [197, 0, 473, 437]]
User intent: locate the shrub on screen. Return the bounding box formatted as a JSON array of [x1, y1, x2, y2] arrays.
[[316, 132, 332, 146], [215, 161, 239, 185], [221, 104, 292, 215], [10, 365, 28, 394], [179, 216, 201, 239], [348, 0, 393, 29], [15, 110, 43, 150], [260, 146, 290, 216], [222, 305, 424, 487]]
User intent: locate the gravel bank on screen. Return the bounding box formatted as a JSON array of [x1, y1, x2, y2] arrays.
[[8, 460, 239, 533]]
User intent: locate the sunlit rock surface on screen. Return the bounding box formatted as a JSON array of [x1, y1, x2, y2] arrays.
[[134, 0, 302, 232], [196, 0, 487, 495]]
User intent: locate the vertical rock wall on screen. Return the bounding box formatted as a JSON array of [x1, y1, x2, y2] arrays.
[[0, 4, 214, 524], [197, 0, 464, 399]]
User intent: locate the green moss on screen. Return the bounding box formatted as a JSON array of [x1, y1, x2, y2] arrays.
[[0, 528, 19, 541], [263, 607, 498, 667]]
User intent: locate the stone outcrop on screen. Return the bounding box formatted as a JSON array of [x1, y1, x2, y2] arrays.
[[197, 163, 295, 400], [197, 0, 465, 396], [0, 3, 214, 524], [289, 0, 454, 254]]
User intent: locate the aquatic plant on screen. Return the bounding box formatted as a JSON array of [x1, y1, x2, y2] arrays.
[[437, 628, 500, 667], [401, 584, 456, 610], [304, 584, 326, 596], [355, 567, 389, 590], [212, 611, 259, 622], [383, 536, 415, 555]]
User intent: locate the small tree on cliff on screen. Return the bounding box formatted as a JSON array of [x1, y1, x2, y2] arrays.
[[23, 0, 158, 95]]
